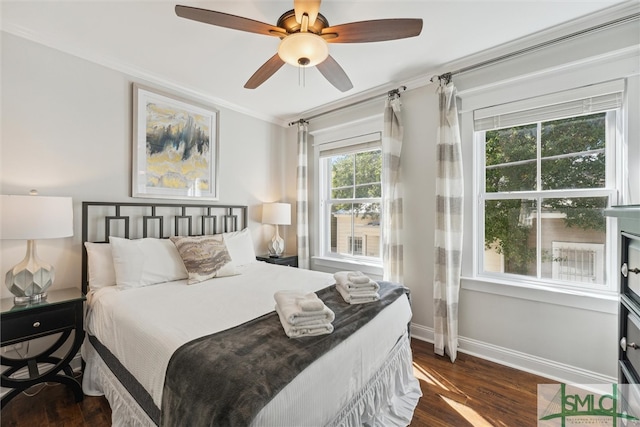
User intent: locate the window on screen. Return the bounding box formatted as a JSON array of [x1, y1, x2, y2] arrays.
[[318, 133, 382, 263], [475, 81, 622, 292], [551, 241, 604, 284], [348, 236, 364, 255]]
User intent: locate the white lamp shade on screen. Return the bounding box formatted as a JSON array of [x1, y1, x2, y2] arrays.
[[1, 195, 74, 240], [262, 203, 291, 225], [278, 32, 329, 67]]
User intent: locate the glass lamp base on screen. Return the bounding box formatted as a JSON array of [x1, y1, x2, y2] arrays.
[[13, 292, 48, 305], [267, 226, 285, 257], [5, 240, 54, 305]]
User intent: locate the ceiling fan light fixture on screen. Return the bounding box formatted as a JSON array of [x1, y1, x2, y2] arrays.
[[278, 32, 329, 67]]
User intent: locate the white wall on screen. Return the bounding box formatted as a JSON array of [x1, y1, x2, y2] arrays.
[[296, 14, 639, 383], [0, 32, 288, 299]]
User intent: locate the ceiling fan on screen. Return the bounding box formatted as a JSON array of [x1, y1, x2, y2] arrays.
[[175, 0, 423, 92]]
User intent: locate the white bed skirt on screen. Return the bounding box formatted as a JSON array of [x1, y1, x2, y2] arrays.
[[328, 333, 422, 426], [82, 332, 421, 427], [82, 339, 156, 427]]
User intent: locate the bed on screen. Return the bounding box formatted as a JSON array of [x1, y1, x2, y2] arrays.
[[80, 201, 421, 426]]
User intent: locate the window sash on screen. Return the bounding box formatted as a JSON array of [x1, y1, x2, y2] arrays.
[[478, 192, 614, 292], [326, 146, 382, 200], [325, 202, 381, 261]]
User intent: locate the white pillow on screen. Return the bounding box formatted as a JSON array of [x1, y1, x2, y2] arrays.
[[109, 236, 188, 289], [84, 242, 117, 290], [223, 228, 257, 266]]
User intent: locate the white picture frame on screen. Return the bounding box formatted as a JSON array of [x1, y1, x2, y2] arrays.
[[132, 83, 219, 200]]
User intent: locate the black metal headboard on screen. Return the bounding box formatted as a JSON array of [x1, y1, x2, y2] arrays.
[[81, 201, 248, 294]]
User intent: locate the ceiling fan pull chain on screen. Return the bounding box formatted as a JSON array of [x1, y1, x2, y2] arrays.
[[298, 64, 306, 88]]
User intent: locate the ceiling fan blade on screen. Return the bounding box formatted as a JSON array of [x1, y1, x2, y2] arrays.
[[244, 54, 286, 89], [176, 5, 286, 37], [294, 0, 321, 26], [322, 19, 423, 43], [316, 55, 353, 92]]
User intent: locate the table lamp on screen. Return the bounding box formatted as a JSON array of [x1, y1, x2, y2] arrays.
[[262, 203, 291, 257], [1, 193, 73, 304]]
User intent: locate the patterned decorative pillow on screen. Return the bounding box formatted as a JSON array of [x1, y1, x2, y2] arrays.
[[170, 235, 236, 285]]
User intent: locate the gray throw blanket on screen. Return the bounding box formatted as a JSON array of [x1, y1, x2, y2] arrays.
[[160, 281, 408, 427]]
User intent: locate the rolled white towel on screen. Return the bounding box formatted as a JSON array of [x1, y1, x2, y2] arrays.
[[274, 290, 335, 325], [333, 271, 352, 287], [276, 305, 334, 338], [333, 271, 379, 292], [297, 294, 325, 312], [347, 271, 371, 284], [336, 283, 380, 305]]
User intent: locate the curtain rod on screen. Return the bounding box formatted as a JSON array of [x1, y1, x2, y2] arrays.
[[288, 85, 406, 126], [433, 12, 640, 83]]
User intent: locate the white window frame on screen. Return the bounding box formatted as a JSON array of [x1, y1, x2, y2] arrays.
[[318, 136, 382, 264], [473, 83, 623, 295], [311, 114, 384, 275]]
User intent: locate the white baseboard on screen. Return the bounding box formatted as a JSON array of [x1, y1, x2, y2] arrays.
[[410, 322, 617, 385], [0, 353, 83, 399]]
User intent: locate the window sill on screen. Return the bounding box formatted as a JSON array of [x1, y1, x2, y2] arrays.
[[312, 256, 383, 278], [461, 275, 618, 314]]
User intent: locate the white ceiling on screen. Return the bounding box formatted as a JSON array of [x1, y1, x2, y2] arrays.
[[1, 0, 631, 125]]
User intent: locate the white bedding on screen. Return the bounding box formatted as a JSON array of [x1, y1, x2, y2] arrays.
[[83, 261, 420, 426]]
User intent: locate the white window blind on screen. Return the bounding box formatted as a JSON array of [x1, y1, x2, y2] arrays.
[[317, 132, 381, 158], [474, 80, 624, 131]]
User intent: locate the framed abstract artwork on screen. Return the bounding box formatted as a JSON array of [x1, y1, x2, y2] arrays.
[[132, 83, 219, 200]]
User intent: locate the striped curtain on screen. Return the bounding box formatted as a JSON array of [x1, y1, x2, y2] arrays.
[[296, 120, 310, 269], [433, 79, 464, 362], [382, 95, 404, 283]]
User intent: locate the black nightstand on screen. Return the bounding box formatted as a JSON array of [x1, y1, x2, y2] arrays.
[[1, 287, 86, 408], [256, 254, 299, 268]]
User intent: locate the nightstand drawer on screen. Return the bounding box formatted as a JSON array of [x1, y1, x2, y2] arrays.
[[1, 305, 76, 345]]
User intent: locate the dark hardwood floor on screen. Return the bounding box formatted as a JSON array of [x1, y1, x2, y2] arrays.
[[409, 339, 555, 426], [1, 339, 554, 426], [1, 374, 111, 426]]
